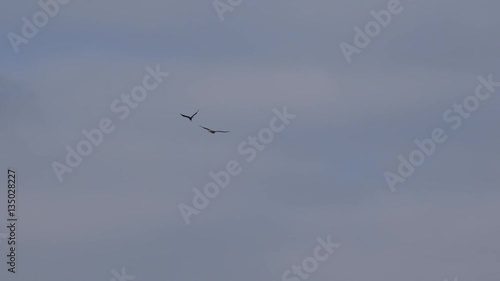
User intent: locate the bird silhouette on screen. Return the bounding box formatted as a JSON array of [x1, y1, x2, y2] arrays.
[[199, 126, 229, 134], [180, 110, 199, 121]]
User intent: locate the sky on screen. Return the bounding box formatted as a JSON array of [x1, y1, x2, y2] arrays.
[[0, 0, 499, 281]]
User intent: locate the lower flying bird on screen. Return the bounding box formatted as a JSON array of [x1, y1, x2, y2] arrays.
[[180, 110, 199, 121], [199, 126, 229, 134]]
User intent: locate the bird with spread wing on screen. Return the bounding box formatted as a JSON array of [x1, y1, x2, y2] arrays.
[[180, 110, 199, 121], [199, 126, 229, 134]]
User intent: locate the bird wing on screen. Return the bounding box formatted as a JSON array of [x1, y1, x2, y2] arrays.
[[214, 130, 229, 133], [199, 125, 211, 131], [180, 114, 190, 118], [190, 110, 199, 119]]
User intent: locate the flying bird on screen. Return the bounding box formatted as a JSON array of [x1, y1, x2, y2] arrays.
[[180, 110, 199, 121], [199, 126, 229, 134]]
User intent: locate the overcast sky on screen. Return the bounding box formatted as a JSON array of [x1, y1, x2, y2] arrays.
[[1, 0, 500, 281]]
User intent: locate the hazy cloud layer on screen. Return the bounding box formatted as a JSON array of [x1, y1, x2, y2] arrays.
[[0, 0, 499, 281]]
